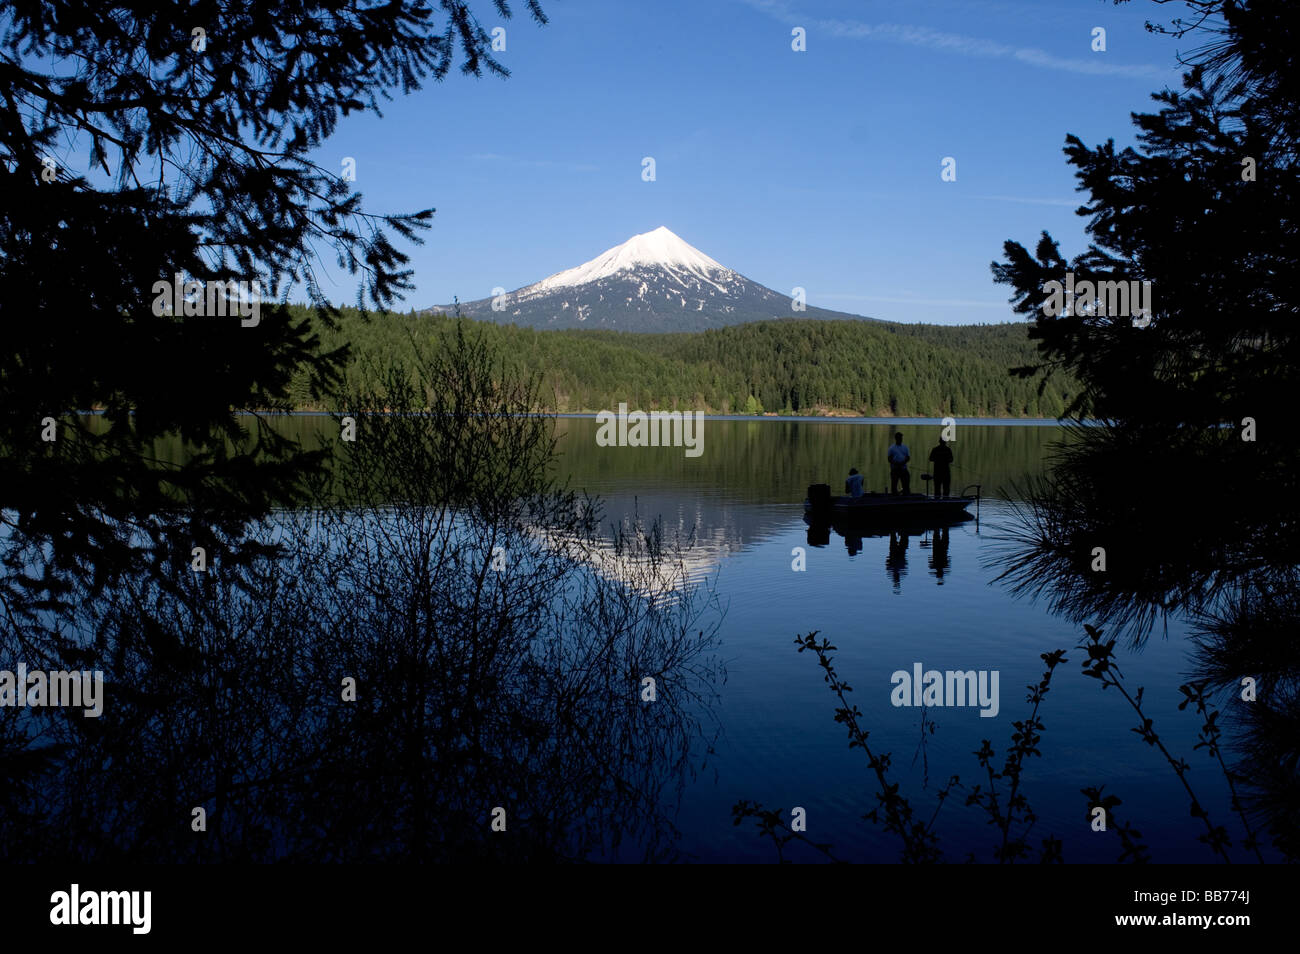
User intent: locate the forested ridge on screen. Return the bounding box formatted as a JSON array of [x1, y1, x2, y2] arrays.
[[288, 308, 1076, 418]]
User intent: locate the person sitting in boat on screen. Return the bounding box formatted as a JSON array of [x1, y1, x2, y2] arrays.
[[928, 438, 954, 498], [887, 432, 911, 495], [845, 467, 864, 498]]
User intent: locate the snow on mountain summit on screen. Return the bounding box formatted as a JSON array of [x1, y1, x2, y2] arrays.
[[423, 226, 873, 332], [528, 226, 732, 293]]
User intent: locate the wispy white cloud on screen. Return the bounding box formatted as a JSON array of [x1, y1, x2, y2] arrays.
[[971, 194, 1081, 207], [469, 153, 600, 173], [819, 293, 1010, 309], [741, 0, 1169, 79]]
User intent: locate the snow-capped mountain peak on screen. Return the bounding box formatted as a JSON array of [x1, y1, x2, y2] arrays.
[[424, 226, 873, 332], [528, 226, 731, 293]]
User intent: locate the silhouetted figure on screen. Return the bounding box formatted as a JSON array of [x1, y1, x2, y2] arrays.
[[845, 467, 864, 498], [886, 528, 909, 591], [929, 526, 950, 582], [928, 438, 954, 498], [844, 527, 863, 556], [887, 432, 911, 495]]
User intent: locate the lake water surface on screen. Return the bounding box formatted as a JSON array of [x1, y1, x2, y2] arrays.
[[540, 415, 1259, 862], [134, 413, 1257, 862]]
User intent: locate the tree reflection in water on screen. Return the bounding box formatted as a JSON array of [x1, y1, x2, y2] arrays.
[[0, 326, 724, 862], [992, 422, 1300, 861]]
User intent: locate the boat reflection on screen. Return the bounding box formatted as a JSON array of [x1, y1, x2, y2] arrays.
[[803, 511, 974, 590]]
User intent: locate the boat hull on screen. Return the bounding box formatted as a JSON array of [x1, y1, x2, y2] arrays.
[[804, 493, 975, 521]]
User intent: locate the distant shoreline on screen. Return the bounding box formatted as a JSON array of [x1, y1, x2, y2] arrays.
[[76, 409, 1078, 426], [550, 413, 1072, 426]]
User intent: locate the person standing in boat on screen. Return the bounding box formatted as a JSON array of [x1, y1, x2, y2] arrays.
[[887, 432, 911, 495], [845, 467, 864, 498], [928, 437, 954, 498]]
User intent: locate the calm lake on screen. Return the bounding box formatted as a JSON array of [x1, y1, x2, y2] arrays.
[[115, 413, 1264, 862], [545, 415, 1259, 863]]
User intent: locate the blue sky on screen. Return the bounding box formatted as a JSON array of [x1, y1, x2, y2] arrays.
[[314, 0, 1188, 324]]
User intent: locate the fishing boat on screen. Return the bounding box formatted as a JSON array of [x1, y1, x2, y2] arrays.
[[803, 481, 979, 521]]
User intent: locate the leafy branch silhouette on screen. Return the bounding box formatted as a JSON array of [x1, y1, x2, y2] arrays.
[[734, 632, 1063, 863], [1078, 622, 1264, 863]]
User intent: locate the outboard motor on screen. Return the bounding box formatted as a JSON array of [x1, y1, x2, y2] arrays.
[[807, 483, 832, 515]]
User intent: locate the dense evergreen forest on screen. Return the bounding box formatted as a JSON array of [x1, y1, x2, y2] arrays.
[[287, 308, 1076, 418]]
